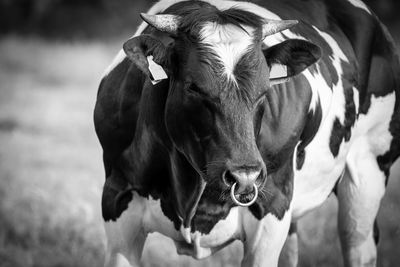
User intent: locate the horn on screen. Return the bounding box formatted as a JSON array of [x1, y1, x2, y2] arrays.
[[262, 19, 299, 39], [140, 13, 180, 35]]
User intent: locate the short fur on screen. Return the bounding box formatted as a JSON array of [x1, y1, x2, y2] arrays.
[[95, 0, 400, 266]]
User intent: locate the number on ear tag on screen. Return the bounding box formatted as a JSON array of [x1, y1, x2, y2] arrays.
[[147, 56, 168, 85]]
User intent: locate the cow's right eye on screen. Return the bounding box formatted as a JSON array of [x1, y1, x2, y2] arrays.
[[187, 84, 207, 97]]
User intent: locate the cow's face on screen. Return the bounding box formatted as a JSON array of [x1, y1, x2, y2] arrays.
[[123, 10, 321, 207]]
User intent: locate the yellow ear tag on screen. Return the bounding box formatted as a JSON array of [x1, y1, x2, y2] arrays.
[[147, 55, 168, 85]]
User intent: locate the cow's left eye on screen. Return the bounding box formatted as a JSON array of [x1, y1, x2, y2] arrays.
[[253, 92, 267, 109]]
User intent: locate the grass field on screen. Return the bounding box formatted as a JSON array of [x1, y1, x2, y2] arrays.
[[0, 35, 399, 267]]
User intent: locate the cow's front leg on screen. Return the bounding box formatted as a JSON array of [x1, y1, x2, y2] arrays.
[[278, 222, 298, 267], [103, 177, 148, 267], [104, 222, 147, 267], [241, 208, 292, 267], [337, 147, 386, 267]]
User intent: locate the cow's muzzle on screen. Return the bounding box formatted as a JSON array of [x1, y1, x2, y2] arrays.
[[230, 183, 258, 207], [223, 166, 263, 207]]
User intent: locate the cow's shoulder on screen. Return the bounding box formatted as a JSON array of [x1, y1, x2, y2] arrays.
[[95, 55, 155, 176]]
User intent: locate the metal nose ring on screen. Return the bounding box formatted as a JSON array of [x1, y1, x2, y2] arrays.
[[230, 183, 258, 207]]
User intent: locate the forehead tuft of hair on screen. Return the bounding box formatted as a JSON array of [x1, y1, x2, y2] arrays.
[[164, 1, 264, 39]]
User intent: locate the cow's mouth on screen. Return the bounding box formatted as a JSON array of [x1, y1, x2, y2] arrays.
[[230, 183, 258, 207]]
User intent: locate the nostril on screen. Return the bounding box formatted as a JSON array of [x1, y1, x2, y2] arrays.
[[255, 169, 266, 186], [222, 170, 236, 186]]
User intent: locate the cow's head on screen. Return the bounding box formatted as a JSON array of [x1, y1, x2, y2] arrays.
[[123, 5, 321, 213]]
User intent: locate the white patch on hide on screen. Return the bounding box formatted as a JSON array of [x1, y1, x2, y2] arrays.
[[104, 193, 182, 258], [312, 26, 349, 121], [103, 192, 147, 266], [241, 207, 292, 266], [337, 127, 388, 265], [106, 189, 244, 262], [347, 0, 372, 14], [352, 92, 396, 156], [352, 86, 360, 113], [291, 27, 353, 219], [175, 207, 241, 259], [302, 68, 332, 115]]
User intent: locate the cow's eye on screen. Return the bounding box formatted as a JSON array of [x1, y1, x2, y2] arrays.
[[253, 92, 267, 109], [187, 84, 207, 97]]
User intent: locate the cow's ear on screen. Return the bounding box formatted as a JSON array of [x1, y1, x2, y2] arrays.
[[263, 39, 321, 85], [123, 34, 169, 80]]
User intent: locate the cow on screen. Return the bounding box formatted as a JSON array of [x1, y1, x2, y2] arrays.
[[94, 0, 400, 266]]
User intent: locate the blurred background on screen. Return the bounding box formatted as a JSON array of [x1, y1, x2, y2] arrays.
[[0, 0, 399, 266]]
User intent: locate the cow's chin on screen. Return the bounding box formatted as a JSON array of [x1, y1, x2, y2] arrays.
[[190, 182, 259, 232], [234, 191, 257, 204], [190, 184, 231, 233]]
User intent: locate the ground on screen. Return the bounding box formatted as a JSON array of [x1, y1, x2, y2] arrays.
[[0, 36, 399, 267]]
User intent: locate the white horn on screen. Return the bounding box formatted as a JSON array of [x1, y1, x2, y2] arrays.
[[140, 13, 180, 35], [262, 19, 299, 39]]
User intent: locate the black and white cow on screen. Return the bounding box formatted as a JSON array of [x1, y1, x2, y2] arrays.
[[94, 0, 400, 266]]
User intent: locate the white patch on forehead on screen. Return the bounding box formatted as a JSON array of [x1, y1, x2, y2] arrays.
[[199, 22, 255, 84], [347, 0, 372, 14]]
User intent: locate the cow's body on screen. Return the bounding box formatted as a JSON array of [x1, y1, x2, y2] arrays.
[[94, 0, 400, 266]]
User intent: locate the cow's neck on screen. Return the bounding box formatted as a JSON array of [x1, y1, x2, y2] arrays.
[[168, 149, 207, 229], [117, 82, 206, 231]]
